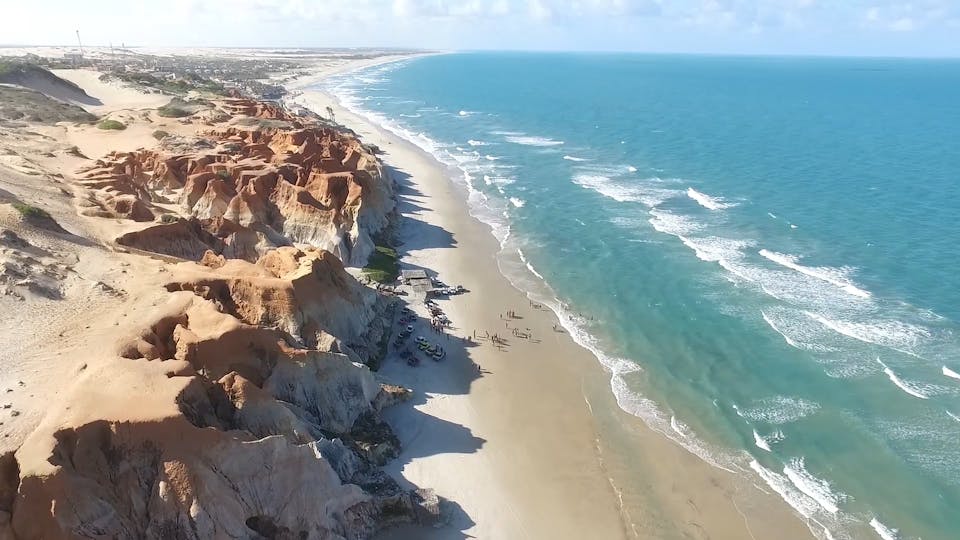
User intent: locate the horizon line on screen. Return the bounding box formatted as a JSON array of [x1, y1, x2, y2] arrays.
[[1, 44, 959, 61]]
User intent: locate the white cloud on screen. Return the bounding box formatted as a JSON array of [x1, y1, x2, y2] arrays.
[[889, 16, 916, 31], [1, 0, 957, 54], [529, 0, 554, 21]]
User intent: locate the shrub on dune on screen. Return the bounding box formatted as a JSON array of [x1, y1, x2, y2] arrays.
[[97, 119, 126, 130]]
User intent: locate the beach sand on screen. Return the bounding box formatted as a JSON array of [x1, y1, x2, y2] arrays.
[[293, 65, 816, 539]]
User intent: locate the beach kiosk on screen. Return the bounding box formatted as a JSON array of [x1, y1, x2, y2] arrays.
[[400, 269, 433, 297]]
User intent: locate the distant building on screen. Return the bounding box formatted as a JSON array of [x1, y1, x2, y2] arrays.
[[64, 53, 83, 67]]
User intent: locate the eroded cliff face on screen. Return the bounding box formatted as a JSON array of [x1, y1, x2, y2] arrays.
[[7, 245, 421, 539], [81, 99, 395, 267], [0, 97, 428, 539]]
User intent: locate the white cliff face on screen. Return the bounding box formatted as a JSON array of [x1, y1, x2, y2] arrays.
[[265, 353, 380, 435]]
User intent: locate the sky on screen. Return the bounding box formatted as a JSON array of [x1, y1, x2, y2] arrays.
[[3, 0, 960, 57]]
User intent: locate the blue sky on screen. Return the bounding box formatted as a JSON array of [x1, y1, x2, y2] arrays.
[[4, 1, 960, 57]]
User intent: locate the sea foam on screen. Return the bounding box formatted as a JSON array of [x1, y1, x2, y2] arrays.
[[750, 460, 820, 518], [869, 518, 900, 540], [517, 249, 544, 280], [647, 208, 705, 236], [563, 155, 588, 162], [876, 358, 929, 399], [759, 250, 871, 299], [761, 310, 804, 349], [943, 366, 960, 381], [670, 415, 687, 436], [739, 396, 821, 425], [504, 135, 565, 147], [783, 457, 844, 513], [686, 187, 737, 210], [805, 312, 930, 351], [753, 430, 772, 452]]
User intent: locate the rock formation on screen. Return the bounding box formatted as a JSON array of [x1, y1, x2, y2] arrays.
[[79, 99, 395, 266], [7, 247, 422, 539], [0, 95, 436, 539]]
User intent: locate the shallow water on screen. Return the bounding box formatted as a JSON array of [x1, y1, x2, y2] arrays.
[[321, 53, 960, 540]]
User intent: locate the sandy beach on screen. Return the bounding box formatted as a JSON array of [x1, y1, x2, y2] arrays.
[[293, 60, 816, 539]]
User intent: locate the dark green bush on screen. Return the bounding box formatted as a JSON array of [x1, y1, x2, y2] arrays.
[[97, 119, 126, 130], [157, 106, 190, 118], [12, 202, 50, 219], [362, 245, 399, 284]]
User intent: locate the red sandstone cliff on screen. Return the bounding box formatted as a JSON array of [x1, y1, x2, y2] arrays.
[[78, 99, 395, 266]]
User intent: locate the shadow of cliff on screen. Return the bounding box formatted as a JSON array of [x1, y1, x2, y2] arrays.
[[372, 164, 492, 539], [375, 517, 476, 540], [382, 406, 485, 464], [387, 167, 457, 254], [377, 405, 482, 540]]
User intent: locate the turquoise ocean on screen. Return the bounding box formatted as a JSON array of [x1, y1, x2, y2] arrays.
[[321, 53, 960, 540]]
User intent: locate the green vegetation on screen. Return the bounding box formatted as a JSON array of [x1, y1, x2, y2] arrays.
[[362, 245, 399, 284], [215, 169, 231, 180], [152, 130, 170, 140], [106, 71, 227, 97], [159, 213, 179, 224], [157, 105, 190, 118], [12, 202, 51, 220], [97, 119, 126, 130], [0, 84, 96, 126]]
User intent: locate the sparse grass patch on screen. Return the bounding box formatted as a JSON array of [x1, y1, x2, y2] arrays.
[[97, 119, 126, 130], [152, 130, 170, 140], [12, 202, 51, 219], [362, 245, 399, 284]]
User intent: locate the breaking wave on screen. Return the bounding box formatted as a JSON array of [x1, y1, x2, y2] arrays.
[[783, 457, 844, 513], [869, 518, 900, 540], [574, 175, 682, 208], [504, 135, 565, 147], [754, 429, 772, 452], [686, 187, 736, 210], [805, 312, 929, 351], [759, 250, 871, 299], [876, 358, 929, 399]]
